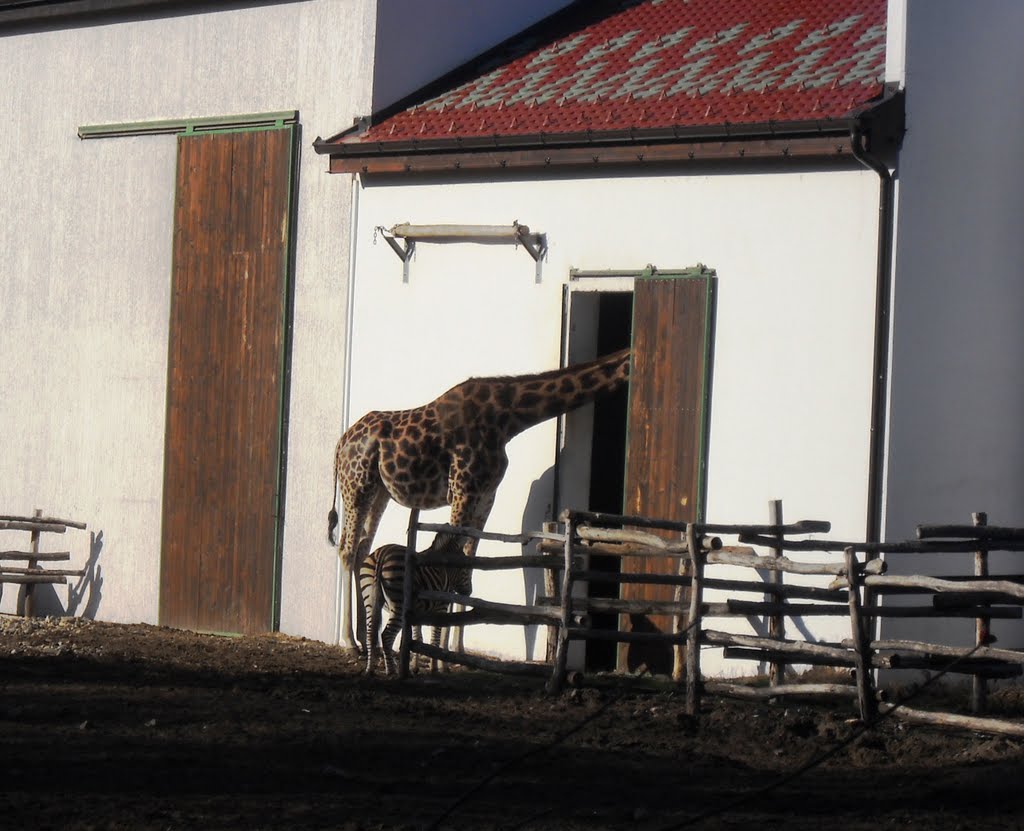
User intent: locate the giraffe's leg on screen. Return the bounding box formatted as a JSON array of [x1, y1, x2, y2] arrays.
[[339, 548, 372, 651], [446, 480, 499, 655], [337, 484, 391, 650]]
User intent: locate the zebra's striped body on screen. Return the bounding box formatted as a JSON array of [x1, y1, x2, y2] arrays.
[[358, 543, 472, 675]]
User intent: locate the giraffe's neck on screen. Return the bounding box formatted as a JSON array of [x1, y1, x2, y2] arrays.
[[488, 347, 630, 438]]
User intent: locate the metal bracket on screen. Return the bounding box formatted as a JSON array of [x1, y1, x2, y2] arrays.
[[380, 234, 416, 282], [515, 227, 548, 283]]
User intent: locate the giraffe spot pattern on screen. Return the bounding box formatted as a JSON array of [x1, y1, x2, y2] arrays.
[[497, 386, 515, 409]]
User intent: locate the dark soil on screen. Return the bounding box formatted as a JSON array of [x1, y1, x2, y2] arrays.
[[2, 616, 1024, 830]]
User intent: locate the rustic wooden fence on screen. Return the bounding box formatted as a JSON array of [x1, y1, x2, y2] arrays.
[[393, 505, 1024, 737], [0, 510, 88, 617]]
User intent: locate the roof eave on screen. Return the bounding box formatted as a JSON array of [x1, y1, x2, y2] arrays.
[[314, 115, 856, 158], [315, 88, 904, 175]]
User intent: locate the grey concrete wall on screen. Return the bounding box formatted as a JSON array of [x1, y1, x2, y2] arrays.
[[883, 0, 1024, 649]]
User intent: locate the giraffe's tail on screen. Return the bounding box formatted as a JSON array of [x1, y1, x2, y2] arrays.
[[328, 443, 341, 546], [328, 508, 339, 546]]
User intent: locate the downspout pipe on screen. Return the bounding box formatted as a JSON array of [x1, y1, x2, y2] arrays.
[[850, 124, 896, 549]]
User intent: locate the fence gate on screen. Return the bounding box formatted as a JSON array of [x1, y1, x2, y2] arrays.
[[617, 267, 716, 672], [159, 124, 296, 635]]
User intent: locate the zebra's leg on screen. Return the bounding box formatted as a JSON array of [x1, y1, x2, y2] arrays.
[[430, 624, 444, 673], [365, 572, 384, 675], [411, 625, 424, 674], [356, 552, 377, 674], [381, 615, 401, 676]]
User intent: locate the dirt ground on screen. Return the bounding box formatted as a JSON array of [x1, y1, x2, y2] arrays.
[[2, 616, 1024, 831]]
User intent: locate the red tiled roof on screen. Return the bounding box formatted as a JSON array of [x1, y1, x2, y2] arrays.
[[326, 0, 886, 153]]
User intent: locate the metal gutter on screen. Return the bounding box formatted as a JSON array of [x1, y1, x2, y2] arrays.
[[0, 0, 305, 32], [313, 115, 861, 160], [334, 170, 362, 646], [849, 90, 903, 549]]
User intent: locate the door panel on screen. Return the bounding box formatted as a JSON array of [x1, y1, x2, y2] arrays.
[[160, 126, 294, 634], [618, 269, 715, 671]]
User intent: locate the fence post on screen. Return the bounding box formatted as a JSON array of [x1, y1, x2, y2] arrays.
[[767, 499, 786, 685], [845, 546, 876, 722], [398, 509, 420, 680], [684, 523, 704, 716], [20, 508, 42, 618], [972, 511, 990, 714], [547, 512, 575, 694], [671, 550, 688, 683], [542, 520, 560, 664]]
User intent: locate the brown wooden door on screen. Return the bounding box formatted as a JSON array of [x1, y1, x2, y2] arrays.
[[160, 125, 295, 634], [618, 268, 715, 672]]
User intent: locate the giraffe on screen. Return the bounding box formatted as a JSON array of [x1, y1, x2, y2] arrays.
[[328, 347, 631, 649]]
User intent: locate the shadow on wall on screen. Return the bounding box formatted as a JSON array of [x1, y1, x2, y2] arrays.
[[14, 530, 104, 618], [743, 567, 816, 676], [521, 466, 556, 661]]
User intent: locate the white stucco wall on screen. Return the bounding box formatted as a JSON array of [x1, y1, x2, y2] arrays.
[[347, 165, 880, 673], [0, 1, 374, 636], [881, 0, 1024, 652]]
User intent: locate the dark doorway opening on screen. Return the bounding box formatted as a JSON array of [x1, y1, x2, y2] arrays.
[[583, 291, 632, 672]]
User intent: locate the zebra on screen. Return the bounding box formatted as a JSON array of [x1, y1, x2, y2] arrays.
[[358, 542, 472, 676]]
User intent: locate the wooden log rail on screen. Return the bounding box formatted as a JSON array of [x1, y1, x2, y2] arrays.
[[708, 547, 886, 577], [409, 640, 551, 678], [563, 507, 830, 538], [1, 511, 87, 617], [705, 681, 859, 701], [416, 551, 567, 571], [862, 573, 1024, 600], [917, 523, 1024, 541], [740, 533, 1024, 555], [414, 591, 565, 626], [537, 537, 732, 558], [414, 521, 565, 545], [540, 573, 848, 602], [877, 701, 1024, 738]]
